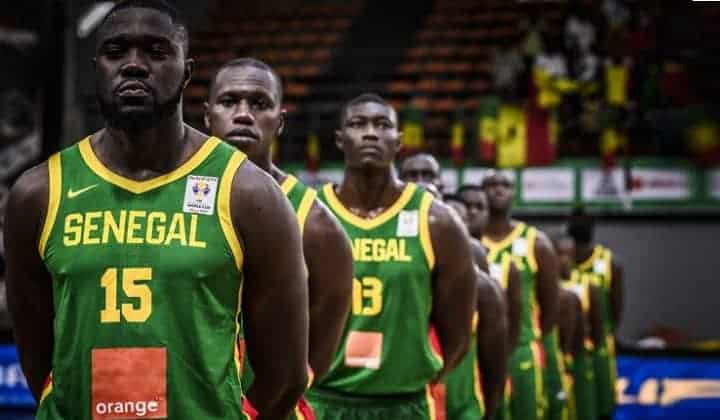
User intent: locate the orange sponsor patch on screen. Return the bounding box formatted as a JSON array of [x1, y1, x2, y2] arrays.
[[91, 347, 167, 419], [345, 331, 383, 369]]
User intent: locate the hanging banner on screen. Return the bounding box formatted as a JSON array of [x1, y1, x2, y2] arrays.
[[582, 168, 691, 202]]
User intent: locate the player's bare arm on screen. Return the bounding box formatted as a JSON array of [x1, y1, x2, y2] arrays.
[[558, 290, 581, 357], [428, 199, 477, 380], [589, 284, 604, 348], [506, 263, 522, 352], [476, 270, 509, 418], [534, 230, 560, 336], [610, 260, 624, 332], [302, 199, 353, 379], [231, 161, 309, 418], [470, 238, 489, 273], [4, 163, 54, 400]]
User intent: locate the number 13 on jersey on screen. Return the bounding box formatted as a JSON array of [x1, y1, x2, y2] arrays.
[[100, 267, 153, 323], [353, 277, 383, 316]]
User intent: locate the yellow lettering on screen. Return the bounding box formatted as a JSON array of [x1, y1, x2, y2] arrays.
[[82, 211, 102, 245], [398, 239, 412, 262], [372, 239, 385, 261], [164, 213, 187, 246], [351, 240, 360, 260], [188, 214, 206, 248], [385, 239, 398, 261], [361, 239, 372, 261], [145, 212, 166, 245], [63, 213, 83, 246], [102, 210, 126, 244], [126, 210, 146, 244]]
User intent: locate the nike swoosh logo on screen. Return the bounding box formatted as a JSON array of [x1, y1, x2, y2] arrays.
[[67, 184, 98, 199]]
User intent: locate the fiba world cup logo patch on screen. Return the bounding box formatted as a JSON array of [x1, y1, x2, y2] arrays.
[[183, 175, 218, 216]]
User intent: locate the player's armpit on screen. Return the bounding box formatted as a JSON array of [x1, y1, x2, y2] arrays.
[[302, 199, 353, 380], [4, 163, 55, 400], [534, 230, 560, 336], [428, 199, 477, 380], [230, 161, 309, 419]]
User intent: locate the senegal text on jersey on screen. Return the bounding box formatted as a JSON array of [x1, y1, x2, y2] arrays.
[[351, 238, 412, 263], [62, 210, 207, 248]]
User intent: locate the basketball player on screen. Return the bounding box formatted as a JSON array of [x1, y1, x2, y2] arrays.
[[204, 59, 353, 392], [400, 155, 510, 418], [307, 94, 477, 419], [567, 207, 624, 420], [4, 1, 309, 418], [459, 172, 561, 420], [554, 231, 604, 420]]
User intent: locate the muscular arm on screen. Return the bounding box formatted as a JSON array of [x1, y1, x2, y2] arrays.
[[233, 163, 309, 419], [609, 260, 624, 332], [302, 200, 353, 380], [470, 239, 489, 273], [588, 284, 604, 348], [429, 200, 477, 380], [506, 264, 522, 352], [557, 290, 582, 357], [4, 164, 54, 400], [534, 230, 560, 336], [476, 270, 509, 418]]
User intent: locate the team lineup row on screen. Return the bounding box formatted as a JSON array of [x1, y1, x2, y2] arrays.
[[4, 1, 622, 419]]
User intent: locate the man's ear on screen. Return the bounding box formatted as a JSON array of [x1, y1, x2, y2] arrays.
[[203, 102, 210, 131], [183, 58, 195, 88], [277, 109, 287, 136], [335, 129, 344, 151], [394, 131, 403, 153]]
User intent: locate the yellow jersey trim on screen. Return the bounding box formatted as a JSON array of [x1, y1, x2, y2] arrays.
[[233, 283, 243, 382], [39, 373, 53, 405], [296, 189, 317, 235], [499, 252, 512, 290], [321, 183, 417, 230], [577, 244, 603, 272], [425, 385, 438, 420], [78, 136, 222, 194], [526, 227, 538, 273], [481, 222, 525, 254], [473, 357, 486, 414], [281, 174, 298, 195], [218, 151, 247, 271], [38, 154, 62, 258], [605, 248, 613, 289], [419, 192, 436, 271]]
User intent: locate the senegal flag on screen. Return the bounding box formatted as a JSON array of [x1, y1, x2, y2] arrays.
[[476, 99, 556, 168], [306, 131, 320, 172], [450, 110, 465, 167], [401, 105, 424, 155]]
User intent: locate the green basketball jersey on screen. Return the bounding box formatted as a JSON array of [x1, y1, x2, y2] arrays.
[[36, 136, 250, 420], [315, 183, 442, 395], [573, 245, 614, 336], [483, 223, 541, 345]]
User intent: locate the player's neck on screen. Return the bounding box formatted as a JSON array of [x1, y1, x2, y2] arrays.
[[575, 243, 595, 263], [248, 151, 273, 174], [96, 118, 195, 178], [484, 212, 516, 240], [336, 165, 404, 215]]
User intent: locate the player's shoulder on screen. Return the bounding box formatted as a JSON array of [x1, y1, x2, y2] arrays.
[[303, 196, 346, 242], [9, 160, 49, 205]]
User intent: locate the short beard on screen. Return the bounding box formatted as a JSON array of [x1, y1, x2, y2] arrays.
[[98, 83, 184, 132]]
